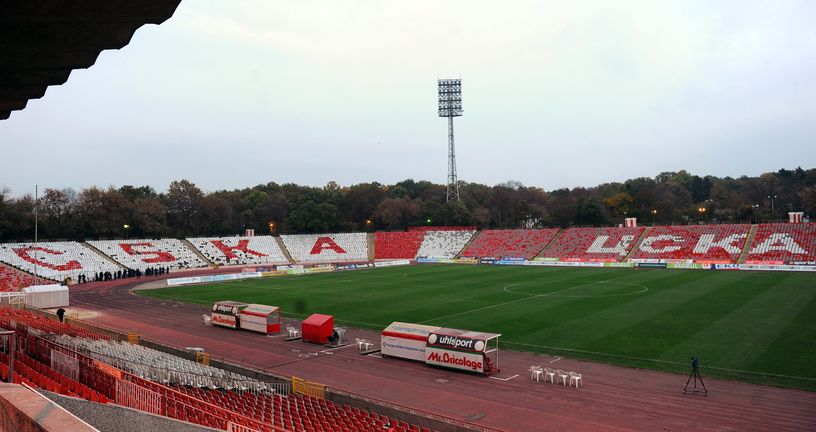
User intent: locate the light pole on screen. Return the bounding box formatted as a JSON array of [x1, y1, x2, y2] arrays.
[[751, 204, 759, 223], [768, 195, 777, 219], [651, 209, 657, 226], [123, 224, 130, 239], [697, 207, 706, 224], [268, 221, 276, 234]]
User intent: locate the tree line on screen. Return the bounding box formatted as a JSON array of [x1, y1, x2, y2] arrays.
[[1, 167, 814, 242]]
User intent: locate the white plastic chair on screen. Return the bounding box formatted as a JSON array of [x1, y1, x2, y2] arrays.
[[543, 367, 556, 383], [529, 366, 543, 382], [569, 371, 583, 388], [556, 369, 569, 386]]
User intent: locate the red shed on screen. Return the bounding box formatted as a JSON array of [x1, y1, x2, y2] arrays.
[[302, 313, 334, 344]]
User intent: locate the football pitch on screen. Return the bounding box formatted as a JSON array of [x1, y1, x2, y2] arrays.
[[139, 264, 816, 391]]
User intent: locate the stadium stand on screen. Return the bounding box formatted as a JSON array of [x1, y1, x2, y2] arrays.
[[174, 387, 432, 432], [281, 233, 368, 263], [744, 223, 816, 264], [0, 349, 111, 404], [460, 229, 561, 259], [188, 235, 290, 266], [541, 227, 645, 262], [50, 334, 274, 391], [87, 239, 208, 271], [373, 231, 425, 260], [628, 224, 750, 263], [0, 307, 109, 340], [0, 241, 120, 283], [416, 230, 475, 259], [0, 307, 432, 432], [0, 262, 38, 291]]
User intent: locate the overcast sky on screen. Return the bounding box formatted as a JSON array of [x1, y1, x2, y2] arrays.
[[2, 0, 815, 196]]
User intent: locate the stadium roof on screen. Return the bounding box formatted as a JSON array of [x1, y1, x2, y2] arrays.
[[0, 0, 182, 120]]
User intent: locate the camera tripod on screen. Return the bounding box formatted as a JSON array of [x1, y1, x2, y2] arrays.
[[683, 366, 708, 396]]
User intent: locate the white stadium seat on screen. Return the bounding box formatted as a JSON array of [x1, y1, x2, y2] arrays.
[[416, 230, 475, 259], [187, 236, 289, 266], [0, 241, 120, 282], [87, 239, 208, 271], [280, 233, 368, 263]]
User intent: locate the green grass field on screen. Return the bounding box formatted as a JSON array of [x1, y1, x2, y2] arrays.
[[138, 264, 816, 391]]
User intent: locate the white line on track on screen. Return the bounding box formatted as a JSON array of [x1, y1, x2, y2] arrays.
[[489, 374, 519, 382], [368, 354, 383, 358], [549, 356, 562, 363], [321, 344, 356, 352]]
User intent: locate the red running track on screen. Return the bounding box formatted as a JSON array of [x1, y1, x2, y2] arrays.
[[66, 270, 816, 432]]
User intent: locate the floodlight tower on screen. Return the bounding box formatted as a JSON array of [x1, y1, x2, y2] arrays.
[[438, 79, 462, 202]]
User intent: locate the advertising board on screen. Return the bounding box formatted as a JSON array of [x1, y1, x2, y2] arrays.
[[211, 313, 238, 328], [166, 276, 202, 286], [636, 262, 668, 269], [425, 347, 484, 373], [374, 259, 411, 267]]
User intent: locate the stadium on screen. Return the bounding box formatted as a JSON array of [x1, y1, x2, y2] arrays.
[[2, 2, 816, 432]]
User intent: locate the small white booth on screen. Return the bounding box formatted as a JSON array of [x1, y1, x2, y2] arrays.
[[380, 322, 441, 362], [22, 284, 69, 309], [238, 304, 281, 335]]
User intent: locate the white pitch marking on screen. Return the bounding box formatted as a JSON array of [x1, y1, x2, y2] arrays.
[[321, 344, 356, 352], [368, 354, 383, 358], [549, 356, 562, 363], [489, 374, 519, 382]]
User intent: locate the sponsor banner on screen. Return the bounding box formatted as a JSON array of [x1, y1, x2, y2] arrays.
[[454, 258, 478, 265], [523, 260, 604, 268], [636, 262, 667, 269], [714, 264, 741, 270], [789, 261, 816, 266], [479, 258, 497, 265], [738, 264, 816, 272], [496, 259, 526, 265], [696, 260, 733, 265], [309, 265, 336, 273], [425, 347, 484, 373], [630, 258, 662, 264], [533, 257, 560, 262], [211, 313, 238, 328], [238, 272, 263, 279], [665, 259, 694, 264], [286, 268, 305, 275], [242, 267, 257, 272], [500, 257, 525, 262], [166, 276, 202, 286], [374, 259, 411, 267], [603, 262, 636, 268], [261, 270, 287, 277], [428, 333, 485, 352], [666, 262, 705, 270], [415, 257, 438, 263], [277, 264, 304, 271], [745, 260, 785, 265], [381, 336, 428, 362], [201, 274, 239, 284]]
